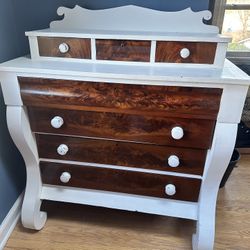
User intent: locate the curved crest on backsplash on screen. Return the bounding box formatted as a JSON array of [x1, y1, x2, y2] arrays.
[[50, 5, 219, 34]]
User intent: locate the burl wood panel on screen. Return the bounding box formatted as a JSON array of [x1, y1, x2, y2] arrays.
[[38, 37, 91, 59], [96, 39, 151, 62], [19, 77, 222, 120], [36, 134, 206, 175], [29, 107, 215, 149], [155, 42, 217, 64], [40, 161, 201, 202]]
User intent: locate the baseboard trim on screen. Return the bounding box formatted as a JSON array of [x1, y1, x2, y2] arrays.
[[0, 192, 24, 250]]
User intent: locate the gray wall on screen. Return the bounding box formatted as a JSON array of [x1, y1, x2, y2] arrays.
[[0, 0, 209, 224], [0, 0, 25, 223]]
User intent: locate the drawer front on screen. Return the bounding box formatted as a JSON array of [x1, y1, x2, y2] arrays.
[[40, 161, 201, 202], [36, 134, 207, 175], [29, 107, 215, 149], [19, 77, 222, 120], [155, 42, 217, 64], [37, 37, 91, 59], [96, 39, 151, 62]]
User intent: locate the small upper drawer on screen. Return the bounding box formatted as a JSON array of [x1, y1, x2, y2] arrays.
[[37, 37, 91, 59], [40, 161, 202, 202], [96, 39, 151, 62], [36, 134, 206, 175], [28, 107, 215, 149], [18, 77, 222, 120], [155, 42, 217, 64]]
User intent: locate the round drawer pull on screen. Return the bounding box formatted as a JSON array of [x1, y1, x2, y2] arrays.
[[60, 172, 71, 183], [51, 116, 64, 129], [171, 126, 184, 140], [165, 184, 176, 196], [168, 155, 180, 168], [59, 43, 70, 53], [180, 48, 190, 59], [57, 144, 69, 156]]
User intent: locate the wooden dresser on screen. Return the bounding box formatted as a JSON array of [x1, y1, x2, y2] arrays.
[[0, 6, 249, 250]]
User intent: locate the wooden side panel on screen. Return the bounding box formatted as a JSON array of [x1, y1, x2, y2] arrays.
[[18, 77, 222, 119], [36, 134, 206, 175], [28, 107, 215, 149], [38, 37, 91, 59], [40, 161, 201, 202], [155, 42, 217, 64], [96, 39, 151, 62]]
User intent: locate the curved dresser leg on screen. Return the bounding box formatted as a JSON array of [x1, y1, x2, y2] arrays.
[[192, 198, 216, 250], [192, 123, 238, 250], [7, 106, 47, 230]]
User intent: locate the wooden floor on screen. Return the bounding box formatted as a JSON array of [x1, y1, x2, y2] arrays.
[[5, 155, 250, 250]]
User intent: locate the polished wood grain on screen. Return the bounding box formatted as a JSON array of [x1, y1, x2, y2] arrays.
[[6, 155, 250, 250], [155, 42, 217, 64], [28, 107, 215, 149], [40, 161, 201, 202], [36, 134, 206, 175], [96, 39, 151, 61], [18, 77, 222, 119], [38, 37, 91, 58]]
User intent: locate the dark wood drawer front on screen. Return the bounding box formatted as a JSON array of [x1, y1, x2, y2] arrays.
[[155, 42, 217, 64], [38, 37, 91, 59], [29, 107, 215, 149], [40, 161, 201, 202], [19, 77, 222, 120], [96, 39, 151, 62], [36, 134, 206, 175]]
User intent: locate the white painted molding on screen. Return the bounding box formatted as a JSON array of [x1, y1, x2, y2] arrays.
[[50, 5, 219, 34], [0, 192, 24, 250]]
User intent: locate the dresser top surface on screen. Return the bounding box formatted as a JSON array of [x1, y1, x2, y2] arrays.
[[0, 57, 249, 86]]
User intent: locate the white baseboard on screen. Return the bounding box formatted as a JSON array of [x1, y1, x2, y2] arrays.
[[0, 192, 24, 250]]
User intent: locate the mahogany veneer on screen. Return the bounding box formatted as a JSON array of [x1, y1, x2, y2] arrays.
[[36, 134, 206, 175], [28, 107, 215, 149], [96, 39, 151, 62], [19, 77, 222, 119], [38, 37, 91, 59], [155, 42, 217, 64], [40, 161, 201, 202]]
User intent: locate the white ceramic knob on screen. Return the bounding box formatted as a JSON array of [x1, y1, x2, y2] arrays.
[[168, 155, 180, 168], [60, 172, 71, 183], [51, 116, 64, 129], [59, 43, 70, 53], [165, 184, 176, 196], [180, 48, 190, 59], [171, 126, 184, 140], [57, 144, 69, 156]]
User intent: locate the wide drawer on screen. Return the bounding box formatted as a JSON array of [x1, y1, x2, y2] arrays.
[[19, 77, 222, 120], [155, 41, 217, 64], [37, 37, 91, 59], [40, 161, 201, 202], [96, 39, 151, 62], [36, 134, 207, 175], [29, 107, 215, 149]]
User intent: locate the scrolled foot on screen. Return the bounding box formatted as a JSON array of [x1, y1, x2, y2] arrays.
[[192, 232, 214, 250], [21, 200, 47, 230]]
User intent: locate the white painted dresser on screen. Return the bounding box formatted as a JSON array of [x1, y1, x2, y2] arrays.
[[0, 6, 249, 250]]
